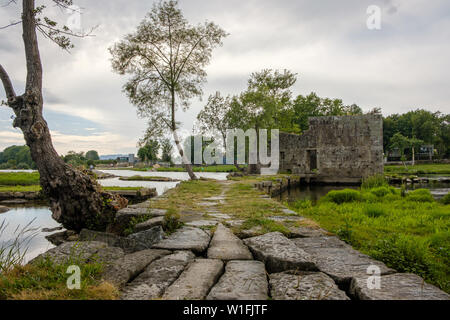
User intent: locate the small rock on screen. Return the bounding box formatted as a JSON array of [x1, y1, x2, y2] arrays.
[[207, 260, 268, 300], [243, 232, 317, 273], [207, 224, 253, 261], [163, 259, 224, 300], [1, 199, 28, 204], [45, 230, 76, 246], [288, 226, 327, 238], [208, 213, 231, 220], [42, 226, 63, 233], [121, 251, 195, 300], [0, 205, 10, 214], [128, 226, 164, 251], [270, 271, 350, 300], [350, 273, 450, 300], [134, 216, 165, 232], [102, 249, 171, 287], [236, 226, 264, 239], [185, 220, 219, 228], [152, 227, 211, 254]]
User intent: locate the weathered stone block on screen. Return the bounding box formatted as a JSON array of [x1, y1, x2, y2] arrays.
[[207, 260, 268, 300], [207, 224, 252, 261], [163, 259, 224, 300], [152, 227, 211, 254], [243, 232, 317, 273], [270, 271, 349, 300]]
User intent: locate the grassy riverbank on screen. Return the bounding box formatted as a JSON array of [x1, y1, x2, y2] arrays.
[[0, 172, 40, 186], [0, 185, 144, 193], [287, 187, 450, 292], [384, 163, 450, 175]]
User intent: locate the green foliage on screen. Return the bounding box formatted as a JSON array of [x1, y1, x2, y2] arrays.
[[370, 186, 391, 198], [383, 109, 449, 158], [441, 192, 450, 205], [363, 204, 386, 218], [287, 185, 449, 292], [324, 189, 361, 204], [85, 150, 100, 161], [290, 199, 313, 210], [0, 145, 35, 169], [123, 214, 153, 236], [370, 235, 448, 291], [384, 163, 450, 175], [361, 174, 388, 189], [163, 208, 182, 234], [160, 139, 173, 163], [407, 189, 434, 203], [138, 140, 160, 162], [241, 218, 291, 236]]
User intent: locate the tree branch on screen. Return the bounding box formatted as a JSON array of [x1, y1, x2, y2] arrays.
[[0, 64, 16, 101]]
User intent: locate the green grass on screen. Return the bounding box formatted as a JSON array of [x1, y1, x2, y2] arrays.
[[0, 172, 40, 186], [0, 258, 118, 300], [287, 187, 450, 292], [384, 163, 450, 175]]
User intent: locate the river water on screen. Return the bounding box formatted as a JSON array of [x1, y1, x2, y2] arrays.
[[0, 170, 228, 263]]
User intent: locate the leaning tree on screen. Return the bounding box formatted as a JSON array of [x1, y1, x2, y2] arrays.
[[110, 0, 227, 180], [0, 0, 127, 232]]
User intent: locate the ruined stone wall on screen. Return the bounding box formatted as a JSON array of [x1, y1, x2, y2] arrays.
[[279, 114, 383, 183]]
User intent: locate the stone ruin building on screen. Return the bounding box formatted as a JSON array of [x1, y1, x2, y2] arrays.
[[279, 114, 383, 184]]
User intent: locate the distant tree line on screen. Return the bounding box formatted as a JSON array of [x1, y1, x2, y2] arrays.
[[137, 138, 173, 164], [0, 145, 35, 169]]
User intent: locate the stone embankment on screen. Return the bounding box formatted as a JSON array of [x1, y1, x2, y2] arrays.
[[32, 182, 449, 300]]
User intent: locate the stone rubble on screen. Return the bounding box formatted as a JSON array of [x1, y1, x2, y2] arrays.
[[152, 226, 211, 254]]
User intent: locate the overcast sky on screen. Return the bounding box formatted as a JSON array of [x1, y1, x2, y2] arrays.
[[0, 0, 449, 155]]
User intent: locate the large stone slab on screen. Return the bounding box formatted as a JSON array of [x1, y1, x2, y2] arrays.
[[243, 232, 317, 273], [270, 271, 350, 300], [102, 249, 171, 287], [91, 247, 125, 266], [163, 259, 224, 300], [350, 273, 450, 300], [128, 226, 164, 251], [134, 216, 164, 232], [207, 224, 252, 261], [30, 241, 108, 265], [121, 251, 195, 300], [79, 229, 137, 253], [152, 227, 211, 254], [293, 237, 395, 285], [110, 207, 166, 234], [207, 260, 268, 300]]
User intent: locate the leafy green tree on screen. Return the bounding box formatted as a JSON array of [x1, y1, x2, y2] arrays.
[[161, 139, 173, 163], [110, 0, 227, 180], [138, 140, 160, 163], [197, 92, 232, 149], [0, 145, 35, 168], [292, 92, 362, 131], [85, 150, 100, 161]]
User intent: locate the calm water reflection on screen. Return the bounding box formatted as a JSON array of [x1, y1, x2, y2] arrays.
[[0, 206, 59, 263]]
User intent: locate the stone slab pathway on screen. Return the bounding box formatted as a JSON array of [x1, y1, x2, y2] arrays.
[[207, 224, 252, 261], [162, 259, 224, 300], [207, 260, 268, 300]]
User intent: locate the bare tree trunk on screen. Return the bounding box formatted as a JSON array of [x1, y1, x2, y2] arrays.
[[171, 89, 197, 180], [0, 0, 126, 232]]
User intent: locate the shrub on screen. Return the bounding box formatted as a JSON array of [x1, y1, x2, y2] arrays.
[[369, 235, 447, 291], [291, 199, 313, 210], [361, 174, 388, 189], [407, 189, 434, 203], [370, 186, 391, 198], [363, 205, 385, 218], [361, 192, 378, 203], [441, 192, 450, 205], [163, 208, 182, 234], [325, 189, 361, 204]]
